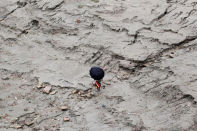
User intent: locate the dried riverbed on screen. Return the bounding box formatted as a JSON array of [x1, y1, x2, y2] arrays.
[[1, 0, 197, 130]]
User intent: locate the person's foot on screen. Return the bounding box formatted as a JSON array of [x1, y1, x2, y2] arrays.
[[96, 90, 100, 92]]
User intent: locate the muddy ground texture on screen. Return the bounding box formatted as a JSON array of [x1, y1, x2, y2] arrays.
[[1, 0, 197, 130]]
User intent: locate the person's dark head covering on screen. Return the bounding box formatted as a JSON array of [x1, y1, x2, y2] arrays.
[[90, 67, 105, 80]]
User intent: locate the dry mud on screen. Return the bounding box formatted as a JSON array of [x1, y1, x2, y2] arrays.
[[1, 0, 197, 131]]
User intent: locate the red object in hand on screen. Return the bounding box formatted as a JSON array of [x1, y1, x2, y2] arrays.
[[95, 81, 101, 88], [95, 81, 101, 91]]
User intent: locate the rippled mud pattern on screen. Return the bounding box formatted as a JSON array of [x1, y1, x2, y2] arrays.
[[0, 0, 197, 130]]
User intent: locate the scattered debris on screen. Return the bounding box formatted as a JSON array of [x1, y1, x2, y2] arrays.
[[127, 122, 131, 126], [61, 106, 68, 111], [63, 118, 70, 122], [73, 90, 77, 94], [43, 86, 52, 93], [77, 20, 81, 23], [75, 112, 80, 116], [91, 0, 99, 2], [73, 90, 79, 94], [24, 108, 28, 111], [25, 121, 34, 126], [18, 120, 25, 125], [2, 77, 9, 80], [14, 125, 22, 129], [102, 104, 106, 107], [37, 82, 43, 88], [78, 5, 84, 8], [169, 54, 174, 58], [62, 91, 66, 94], [50, 91, 57, 95], [143, 63, 150, 67], [81, 94, 86, 97]]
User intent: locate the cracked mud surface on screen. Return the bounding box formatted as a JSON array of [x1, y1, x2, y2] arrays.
[[0, 0, 197, 130]]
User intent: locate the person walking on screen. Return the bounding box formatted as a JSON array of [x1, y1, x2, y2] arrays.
[[89, 67, 105, 92]]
